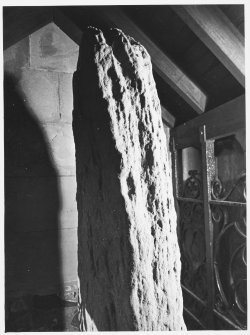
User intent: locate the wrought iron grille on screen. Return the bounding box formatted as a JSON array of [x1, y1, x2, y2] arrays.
[[171, 125, 246, 330]]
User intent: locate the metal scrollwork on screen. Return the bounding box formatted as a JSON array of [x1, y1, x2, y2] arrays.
[[183, 170, 202, 199], [179, 201, 207, 300], [183, 290, 208, 329], [215, 293, 227, 314], [211, 172, 246, 202], [181, 202, 193, 224], [211, 205, 227, 225], [176, 137, 246, 330], [211, 178, 224, 200], [213, 205, 247, 329]]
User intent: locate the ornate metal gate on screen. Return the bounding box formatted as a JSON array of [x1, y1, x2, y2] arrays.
[[171, 120, 246, 330]]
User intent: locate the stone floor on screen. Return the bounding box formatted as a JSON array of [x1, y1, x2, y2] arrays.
[[6, 292, 80, 332]]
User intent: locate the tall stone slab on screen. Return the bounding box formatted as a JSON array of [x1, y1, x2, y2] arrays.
[[73, 27, 186, 331]]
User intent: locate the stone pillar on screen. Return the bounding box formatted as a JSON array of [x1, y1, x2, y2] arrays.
[[73, 27, 186, 331]]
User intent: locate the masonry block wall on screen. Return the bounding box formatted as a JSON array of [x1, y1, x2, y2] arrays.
[[4, 23, 79, 298]]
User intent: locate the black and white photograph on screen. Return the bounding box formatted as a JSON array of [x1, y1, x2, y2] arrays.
[[1, 0, 247, 332]]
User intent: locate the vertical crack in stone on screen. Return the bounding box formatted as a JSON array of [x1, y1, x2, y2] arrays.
[[73, 26, 186, 331]]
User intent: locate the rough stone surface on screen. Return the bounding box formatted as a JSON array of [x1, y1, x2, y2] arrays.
[[73, 27, 186, 331]]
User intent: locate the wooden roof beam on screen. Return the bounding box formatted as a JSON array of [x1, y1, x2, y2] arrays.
[[53, 7, 82, 45], [54, 8, 176, 128], [97, 7, 207, 115], [3, 7, 176, 127], [172, 5, 245, 87], [161, 106, 176, 128], [172, 95, 245, 148]]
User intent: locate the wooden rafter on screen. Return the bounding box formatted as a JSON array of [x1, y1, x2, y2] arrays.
[[3, 6, 177, 127], [172, 5, 245, 87], [97, 7, 207, 115], [172, 95, 245, 148], [53, 8, 82, 45], [3, 6, 207, 115], [54, 8, 176, 128], [161, 106, 176, 128]]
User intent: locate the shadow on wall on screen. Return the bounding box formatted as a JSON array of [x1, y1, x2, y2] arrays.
[[73, 35, 136, 329], [4, 73, 66, 331]]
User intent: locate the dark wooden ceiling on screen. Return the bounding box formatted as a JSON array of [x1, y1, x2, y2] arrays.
[[123, 6, 244, 116], [3, 5, 245, 127]]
